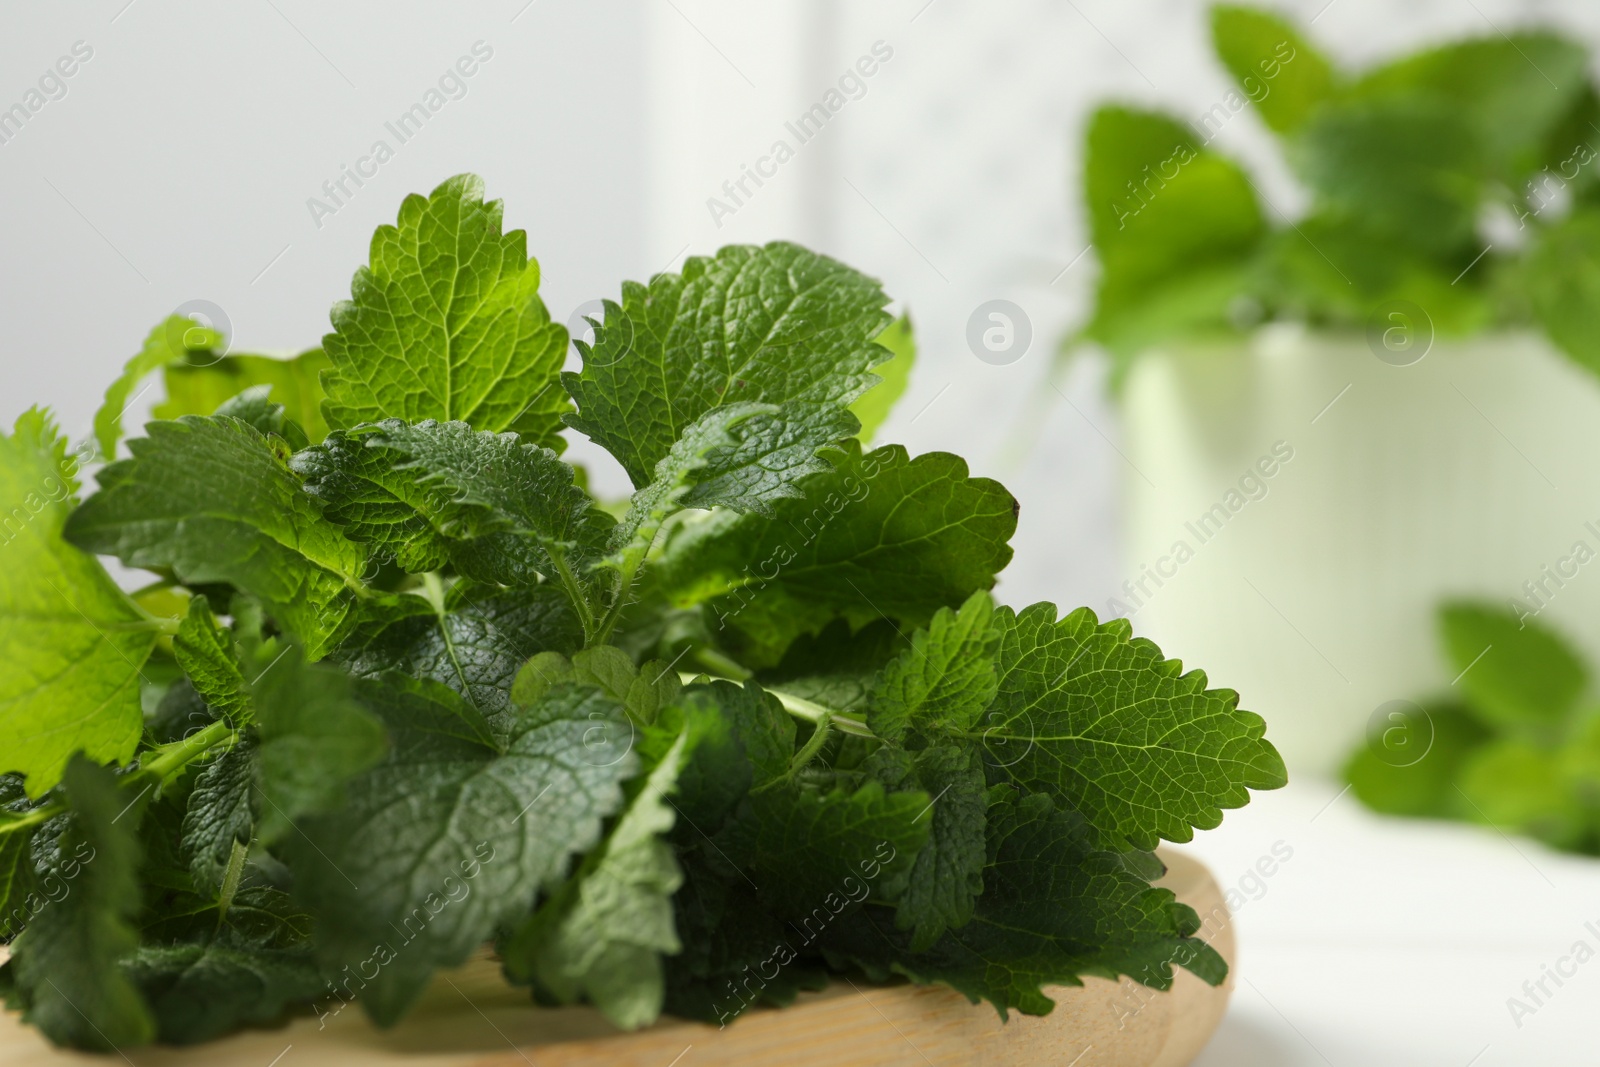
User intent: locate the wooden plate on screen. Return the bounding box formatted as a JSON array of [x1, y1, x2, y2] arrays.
[[0, 849, 1231, 1067]]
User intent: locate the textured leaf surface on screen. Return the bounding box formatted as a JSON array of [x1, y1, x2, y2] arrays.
[[64, 416, 369, 659], [504, 729, 689, 1029], [868, 591, 999, 744], [172, 597, 250, 726], [983, 603, 1286, 851], [9, 757, 154, 1050], [865, 744, 989, 951], [295, 419, 610, 585], [0, 411, 156, 796], [564, 242, 891, 487], [654, 441, 1017, 666], [290, 678, 636, 1025], [179, 740, 257, 894], [337, 582, 581, 745], [321, 174, 568, 446], [821, 792, 1226, 1018]]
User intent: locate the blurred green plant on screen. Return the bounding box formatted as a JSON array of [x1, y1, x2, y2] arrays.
[[1072, 4, 1600, 385], [1345, 601, 1600, 853]]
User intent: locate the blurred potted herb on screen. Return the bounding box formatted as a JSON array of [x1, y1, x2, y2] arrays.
[[1346, 601, 1600, 853], [1068, 6, 1600, 774]]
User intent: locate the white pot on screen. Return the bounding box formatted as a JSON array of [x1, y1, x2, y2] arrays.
[[1120, 324, 1600, 776]]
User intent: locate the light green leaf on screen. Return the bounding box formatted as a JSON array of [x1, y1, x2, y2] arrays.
[[1524, 209, 1600, 378], [95, 315, 224, 460], [1353, 31, 1588, 184], [321, 174, 568, 446], [0, 410, 157, 796], [64, 415, 370, 658], [1438, 601, 1587, 731], [155, 349, 332, 444], [564, 241, 892, 487], [850, 314, 915, 445], [1083, 106, 1264, 330], [1294, 96, 1482, 256], [1209, 5, 1336, 134]]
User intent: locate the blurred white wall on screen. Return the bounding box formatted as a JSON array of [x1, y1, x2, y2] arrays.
[[6, 0, 1600, 616]]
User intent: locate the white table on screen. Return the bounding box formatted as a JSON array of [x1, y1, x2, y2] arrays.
[[1178, 776, 1600, 1066]]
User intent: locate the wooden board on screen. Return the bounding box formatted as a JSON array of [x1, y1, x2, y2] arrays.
[[0, 849, 1231, 1067]]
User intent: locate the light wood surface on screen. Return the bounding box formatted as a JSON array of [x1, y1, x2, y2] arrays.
[[0, 848, 1232, 1067]]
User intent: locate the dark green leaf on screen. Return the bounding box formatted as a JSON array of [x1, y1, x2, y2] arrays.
[[64, 416, 370, 659]]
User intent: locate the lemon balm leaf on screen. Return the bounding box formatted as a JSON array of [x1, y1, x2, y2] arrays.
[[321, 174, 569, 447], [0, 411, 156, 796]]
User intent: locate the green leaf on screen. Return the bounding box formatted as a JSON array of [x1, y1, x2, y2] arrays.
[[1209, 5, 1336, 134], [154, 349, 332, 444], [173, 597, 251, 726], [654, 441, 1017, 667], [849, 314, 915, 445], [121, 883, 324, 1044], [337, 582, 581, 745], [512, 646, 682, 730], [0, 775, 41, 939], [1344, 704, 1490, 819], [1457, 739, 1587, 849], [64, 415, 370, 659], [718, 780, 929, 920], [1293, 96, 1482, 257], [864, 744, 988, 951], [1353, 32, 1588, 185], [294, 419, 612, 586], [180, 739, 257, 895], [289, 677, 636, 1025], [8, 756, 155, 1050], [503, 728, 691, 1029], [1083, 106, 1264, 322], [121, 939, 323, 1045], [0, 410, 157, 796], [95, 315, 224, 460], [1439, 601, 1587, 731], [820, 792, 1225, 1019], [252, 644, 385, 843], [321, 174, 568, 446], [868, 591, 999, 744], [1524, 208, 1600, 378], [982, 603, 1286, 852], [564, 241, 892, 487]]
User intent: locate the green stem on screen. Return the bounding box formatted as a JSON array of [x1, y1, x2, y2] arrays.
[[0, 803, 64, 837], [547, 546, 599, 645], [588, 556, 642, 648], [134, 719, 238, 787], [676, 670, 876, 740]]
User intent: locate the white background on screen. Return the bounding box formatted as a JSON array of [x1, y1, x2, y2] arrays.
[[8, 2, 1600, 1063]]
